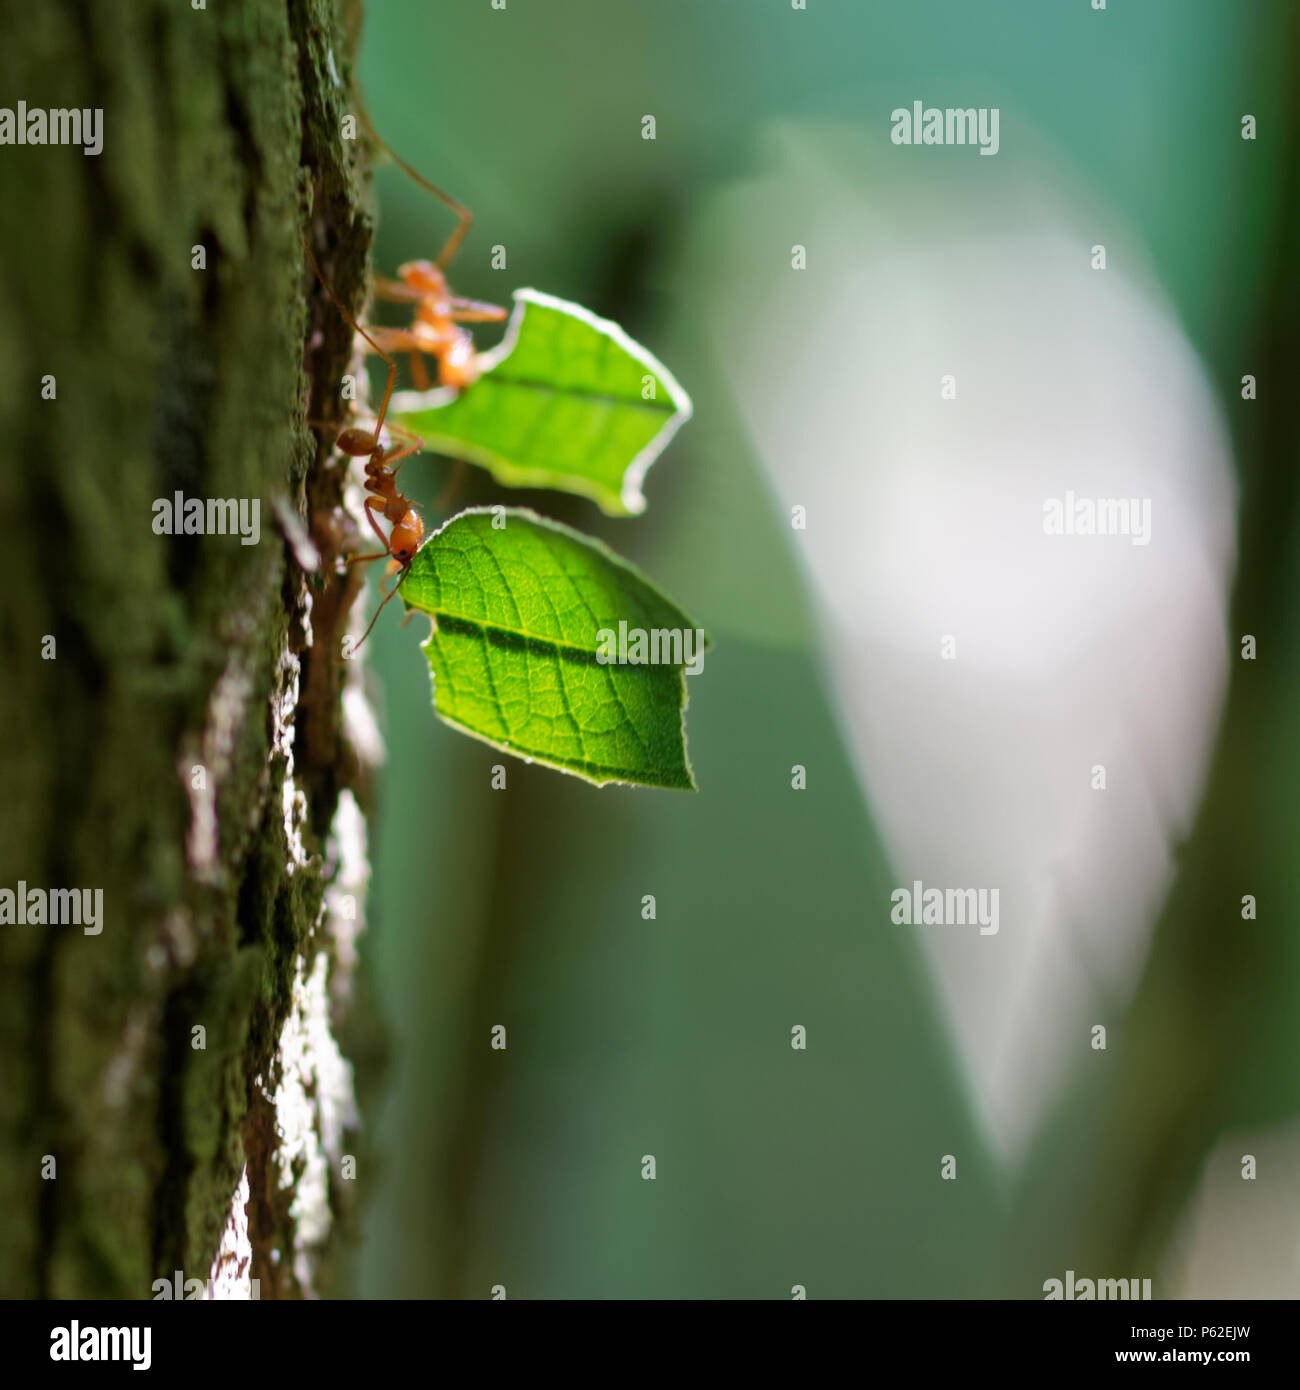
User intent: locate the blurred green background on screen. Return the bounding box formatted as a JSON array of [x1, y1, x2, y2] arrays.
[[340, 0, 1298, 1298]]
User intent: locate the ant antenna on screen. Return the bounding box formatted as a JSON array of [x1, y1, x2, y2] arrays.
[[303, 235, 399, 440], [355, 568, 404, 648], [357, 103, 473, 270]]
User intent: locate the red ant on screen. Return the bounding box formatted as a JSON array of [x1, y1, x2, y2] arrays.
[[304, 238, 425, 648], [358, 111, 508, 391]]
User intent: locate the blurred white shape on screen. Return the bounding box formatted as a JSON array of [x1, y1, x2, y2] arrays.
[[699, 125, 1236, 1158], [1164, 1122, 1300, 1297]]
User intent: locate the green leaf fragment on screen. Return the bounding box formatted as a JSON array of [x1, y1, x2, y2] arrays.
[[399, 508, 707, 789], [392, 289, 692, 516]]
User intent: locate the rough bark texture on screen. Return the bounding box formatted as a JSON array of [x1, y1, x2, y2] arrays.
[[0, 0, 381, 1298]]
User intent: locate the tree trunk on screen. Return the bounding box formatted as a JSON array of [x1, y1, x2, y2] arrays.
[[0, 0, 381, 1299]]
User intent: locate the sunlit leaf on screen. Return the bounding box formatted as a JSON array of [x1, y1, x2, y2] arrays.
[[399, 508, 707, 788], [392, 290, 692, 516]]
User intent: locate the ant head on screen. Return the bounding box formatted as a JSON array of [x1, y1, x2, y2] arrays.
[[390, 513, 424, 564], [399, 260, 448, 296]]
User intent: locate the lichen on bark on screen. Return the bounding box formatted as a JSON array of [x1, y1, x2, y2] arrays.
[[0, 0, 384, 1298]]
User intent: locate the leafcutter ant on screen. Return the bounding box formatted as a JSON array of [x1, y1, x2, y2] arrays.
[[304, 238, 426, 649], [358, 109, 508, 391]]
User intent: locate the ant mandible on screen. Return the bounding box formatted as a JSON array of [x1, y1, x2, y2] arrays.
[[358, 110, 508, 391], [304, 238, 426, 649]]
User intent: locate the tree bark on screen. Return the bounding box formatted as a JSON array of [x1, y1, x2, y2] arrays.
[[0, 0, 380, 1298]]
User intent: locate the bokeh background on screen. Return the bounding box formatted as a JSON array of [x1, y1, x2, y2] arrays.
[[341, 0, 1299, 1298]]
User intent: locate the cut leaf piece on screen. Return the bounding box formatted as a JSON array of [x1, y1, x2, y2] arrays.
[[391, 289, 692, 516], [399, 508, 707, 789]]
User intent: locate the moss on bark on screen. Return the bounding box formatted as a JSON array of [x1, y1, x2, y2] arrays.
[[0, 0, 382, 1298]]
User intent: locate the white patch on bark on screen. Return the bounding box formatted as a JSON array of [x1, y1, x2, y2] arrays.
[[240, 479, 375, 1293], [263, 949, 359, 1296], [271, 644, 313, 876], [183, 652, 254, 880], [325, 788, 369, 978], [203, 1165, 255, 1299]]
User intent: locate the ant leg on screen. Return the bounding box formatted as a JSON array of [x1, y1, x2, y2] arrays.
[[345, 551, 388, 568], [449, 298, 509, 323], [354, 567, 409, 650], [370, 276, 426, 303], [358, 324, 428, 356], [379, 425, 425, 473], [357, 106, 472, 270], [356, 299, 434, 389], [359, 326, 458, 387], [361, 496, 392, 553], [303, 238, 401, 441]]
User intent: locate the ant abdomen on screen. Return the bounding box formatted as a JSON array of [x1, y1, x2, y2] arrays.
[[336, 426, 381, 457]]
